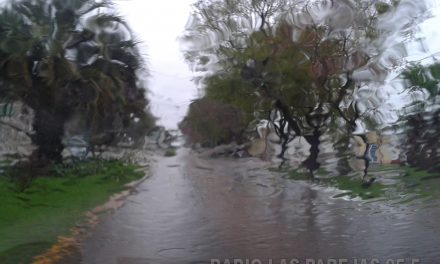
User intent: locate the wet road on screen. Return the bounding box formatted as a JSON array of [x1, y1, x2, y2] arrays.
[[79, 148, 440, 264]]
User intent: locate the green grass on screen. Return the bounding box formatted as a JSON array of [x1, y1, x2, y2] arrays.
[[397, 166, 440, 200], [272, 164, 440, 201], [327, 176, 385, 199], [282, 168, 385, 199], [0, 159, 145, 264], [164, 147, 177, 157]]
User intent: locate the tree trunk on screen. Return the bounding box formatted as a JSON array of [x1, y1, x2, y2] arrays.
[[31, 109, 66, 164], [335, 134, 352, 176], [303, 129, 321, 177]]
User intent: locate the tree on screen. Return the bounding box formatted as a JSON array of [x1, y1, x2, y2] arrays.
[[203, 71, 259, 125], [401, 62, 440, 172], [183, 0, 428, 176], [179, 98, 247, 147], [0, 0, 154, 164]]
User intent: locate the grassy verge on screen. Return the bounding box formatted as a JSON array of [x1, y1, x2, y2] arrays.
[[164, 147, 177, 157], [283, 168, 386, 199], [396, 166, 440, 200], [0, 159, 145, 264], [270, 164, 440, 201], [328, 176, 385, 199]]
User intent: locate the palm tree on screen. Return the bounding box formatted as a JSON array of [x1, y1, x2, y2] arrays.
[[0, 0, 153, 164]]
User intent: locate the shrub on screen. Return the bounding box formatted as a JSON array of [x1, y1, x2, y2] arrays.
[[164, 148, 177, 157], [179, 98, 247, 147]]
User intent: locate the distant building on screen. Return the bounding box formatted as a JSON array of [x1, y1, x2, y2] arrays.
[[352, 130, 403, 168]]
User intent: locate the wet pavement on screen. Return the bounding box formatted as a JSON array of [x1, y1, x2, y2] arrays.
[[78, 148, 440, 264]]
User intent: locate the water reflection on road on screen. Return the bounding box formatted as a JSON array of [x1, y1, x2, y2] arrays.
[[80, 148, 440, 264]]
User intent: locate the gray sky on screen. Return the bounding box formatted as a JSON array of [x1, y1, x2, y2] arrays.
[[115, 0, 198, 129]]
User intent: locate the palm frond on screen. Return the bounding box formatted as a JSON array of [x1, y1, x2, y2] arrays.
[[77, 1, 111, 16]]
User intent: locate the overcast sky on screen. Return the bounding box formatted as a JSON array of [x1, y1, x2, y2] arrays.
[[115, 0, 198, 129], [114, 0, 440, 129]]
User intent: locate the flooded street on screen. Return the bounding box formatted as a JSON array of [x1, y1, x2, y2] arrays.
[[78, 148, 440, 264], [2, 0, 440, 263]]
